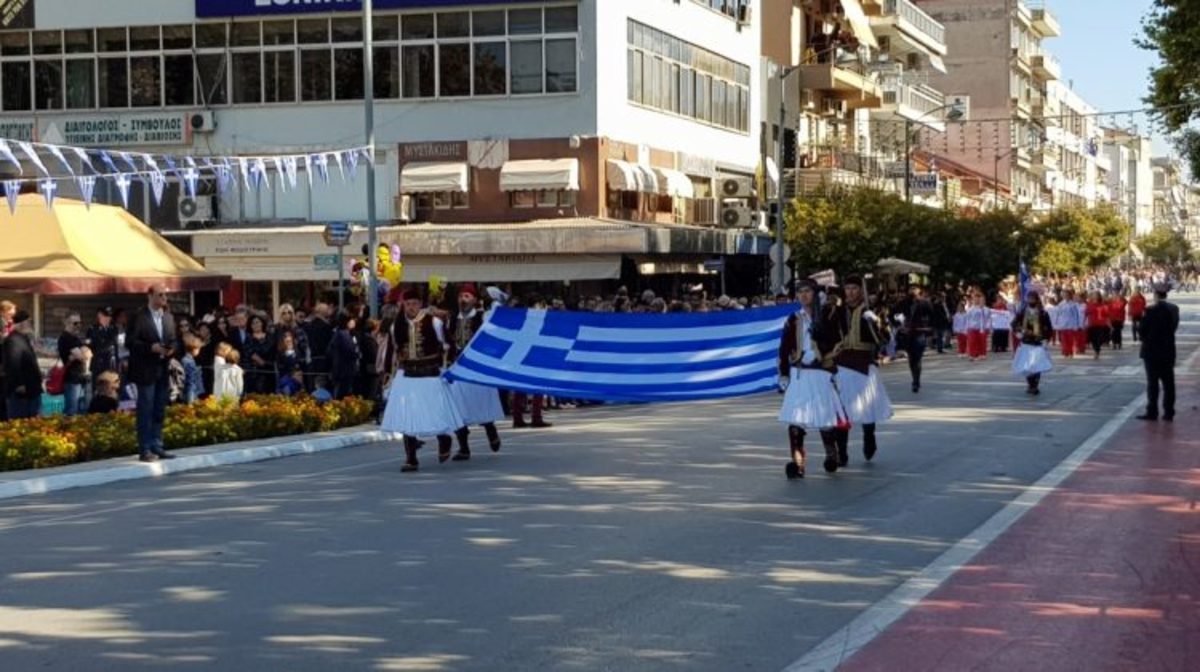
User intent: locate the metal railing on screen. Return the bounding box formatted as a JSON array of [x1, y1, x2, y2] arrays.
[[883, 0, 946, 46], [880, 78, 945, 117]]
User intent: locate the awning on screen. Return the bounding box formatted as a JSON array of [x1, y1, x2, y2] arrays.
[[401, 162, 468, 193], [0, 195, 228, 295], [839, 0, 879, 49], [606, 159, 659, 194], [500, 158, 580, 191], [633, 256, 711, 275], [928, 54, 947, 74], [654, 167, 696, 198], [876, 257, 931, 275]]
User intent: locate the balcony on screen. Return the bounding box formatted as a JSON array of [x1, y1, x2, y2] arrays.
[[1030, 146, 1059, 176], [1012, 48, 1032, 76], [869, 0, 948, 57], [798, 56, 882, 107], [1031, 52, 1061, 81], [1028, 1, 1062, 38], [1012, 96, 1033, 119], [877, 77, 947, 130]]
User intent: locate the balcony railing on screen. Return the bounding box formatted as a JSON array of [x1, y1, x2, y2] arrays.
[[1031, 52, 1061, 81], [881, 78, 946, 118], [883, 0, 946, 46]]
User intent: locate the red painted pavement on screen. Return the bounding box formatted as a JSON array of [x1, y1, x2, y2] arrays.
[[840, 361, 1200, 672]]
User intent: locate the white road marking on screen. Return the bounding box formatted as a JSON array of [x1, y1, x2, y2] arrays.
[[781, 344, 1196, 672]]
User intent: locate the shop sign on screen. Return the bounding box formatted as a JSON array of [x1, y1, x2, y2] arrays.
[[468, 254, 536, 265], [401, 141, 466, 163], [196, 0, 510, 18], [909, 172, 940, 195], [313, 254, 340, 271], [0, 119, 34, 142], [0, 0, 34, 29], [32, 113, 192, 147]]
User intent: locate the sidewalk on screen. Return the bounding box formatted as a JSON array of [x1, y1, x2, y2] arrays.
[[0, 425, 390, 501], [838, 359, 1200, 671]]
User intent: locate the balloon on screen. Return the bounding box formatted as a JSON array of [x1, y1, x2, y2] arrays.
[[390, 244, 402, 263], [384, 263, 404, 286], [429, 274, 446, 297]]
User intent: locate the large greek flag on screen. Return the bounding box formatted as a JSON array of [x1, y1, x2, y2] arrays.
[[445, 305, 796, 403]]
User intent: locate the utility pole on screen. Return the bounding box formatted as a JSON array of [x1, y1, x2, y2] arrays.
[[364, 0, 379, 318], [773, 65, 791, 296]]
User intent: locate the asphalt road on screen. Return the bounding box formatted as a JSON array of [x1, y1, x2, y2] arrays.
[[1, 297, 1194, 672]]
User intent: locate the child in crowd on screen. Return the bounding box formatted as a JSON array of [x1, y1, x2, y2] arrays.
[[213, 342, 245, 402], [952, 300, 968, 358], [181, 334, 205, 404], [87, 371, 120, 415]]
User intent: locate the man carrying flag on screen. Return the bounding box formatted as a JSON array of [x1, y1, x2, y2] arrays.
[[445, 284, 504, 460]]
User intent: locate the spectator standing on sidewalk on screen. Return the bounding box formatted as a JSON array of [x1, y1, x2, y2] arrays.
[[128, 286, 178, 462], [1136, 285, 1180, 423], [2, 310, 41, 419], [58, 313, 92, 416], [86, 307, 119, 383], [327, 311, 361, 400], [0, 299, 15, 421], [304, 303, 334, 388]]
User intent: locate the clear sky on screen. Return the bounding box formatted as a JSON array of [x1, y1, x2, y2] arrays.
[[1048, 0, 1170, 154]]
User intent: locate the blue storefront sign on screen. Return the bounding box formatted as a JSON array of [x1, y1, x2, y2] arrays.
[[196, 0, 516, 18]]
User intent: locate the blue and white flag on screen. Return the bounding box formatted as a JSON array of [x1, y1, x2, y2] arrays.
[[1019, 260, 1031, 306], [446, 305, 796, 403]]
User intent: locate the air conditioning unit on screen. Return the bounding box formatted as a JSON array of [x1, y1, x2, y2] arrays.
[[822, 98, 848, 116], [737, 2, 752, 26], [720, 204, 753, 228], [178, 194, 215, 226], [396, 194, 416, 222], [190, 111, 216, 134], [720, 176, 754, 198]]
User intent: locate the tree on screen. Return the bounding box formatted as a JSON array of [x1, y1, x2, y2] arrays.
[[1029, 205, 1128, 274], [1139, 226, 1194, 263], [1140, 1, 1200, 171]]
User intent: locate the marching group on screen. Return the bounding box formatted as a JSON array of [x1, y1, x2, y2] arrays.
[[776, 267, 1184, 479]]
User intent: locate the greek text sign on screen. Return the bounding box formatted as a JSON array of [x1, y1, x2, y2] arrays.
[[196, 0, 512, 17]]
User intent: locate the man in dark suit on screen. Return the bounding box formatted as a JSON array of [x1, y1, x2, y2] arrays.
[[128, 286, 178, 461], [1136, 285, 1180, 422]]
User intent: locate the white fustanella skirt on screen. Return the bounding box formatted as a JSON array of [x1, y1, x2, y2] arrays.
[[1012, 344, 1054, 377], [835, 367, 895, 425], [381, 375, 466, 437], [447, 380, 505, 426], [778, 368, 846, 429]]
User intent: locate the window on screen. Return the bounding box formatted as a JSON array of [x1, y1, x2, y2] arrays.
[[65, 30, 94, 54], [402, 14, 435, 40], [334, 47, 364, 100], [263, 20, 294, 46], [373, 46, 399, 99], [474, 41, 505, 95], [97, 28, 126, 52], [130, 26, 160, 52], [231, 22, 261, 47], [65, 59, 94, 108], [417, 191, 468, 209], [1, 32, 29, 56], [97, 57, 127, 107], [129, 56, 161, 106], [437, 12, 470, 39], [196, 53, 227, 105], [162, 25, 192, 50], [439, 43, 470, 97], [301, 49, 331, 101], [473, 11, 505, 37], [511, 40, 542, 94], [374, 15, 400, 41], [195, 24, 227, 49], [512, 190, 573, 208], [626, 20, 751, 134], [545, 6, 578, 33], [331, 17, 362, 42], [512, 190, 535, 208], [33, 30, 62, 55], [164, 54, 194, 106], [263, 50, 294, 103], [34, 60, 63, 110], [2, 62, 30, 110], [509, 9, 541, 35], [546, 38, 576, 92], [402, 44, 434, 98], [232, 52, 262, 103]]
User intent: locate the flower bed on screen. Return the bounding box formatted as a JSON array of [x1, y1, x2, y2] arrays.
[[0, 395, 375, 473]]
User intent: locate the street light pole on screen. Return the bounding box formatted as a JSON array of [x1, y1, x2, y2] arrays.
[[774, 66, 789, 296], [364, 0, 379, 319], [904, 118, 912, 203]]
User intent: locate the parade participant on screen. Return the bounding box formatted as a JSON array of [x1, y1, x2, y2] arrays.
[[1072, 291, 1090, 358], [382, 289, 466, 472], [903, 286, 934, 393], [831, 275, 893, 465], [1129, 288, 1147, 343], [1011, 291, 1054, 395], [1085, 291, 1110, 360], [965, 291, 991, 362], [952, 300, 968, 358], [777, 280, 845, 478], [1108, 292, 1128, 350], [990, 294, 1011, 354], [445, 284, 504, 460]]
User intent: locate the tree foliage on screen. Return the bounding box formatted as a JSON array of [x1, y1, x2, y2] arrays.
[[1138, 226, 1194, 263], [784, 189, 1129, 288], [1140, 1, 1200, 168]]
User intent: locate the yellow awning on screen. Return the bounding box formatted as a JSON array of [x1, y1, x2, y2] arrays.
[[0, 194, 228, 294], [840, 0, 880, 50]]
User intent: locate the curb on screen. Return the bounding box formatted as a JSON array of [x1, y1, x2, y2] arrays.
[[0, 429, 393, 502]]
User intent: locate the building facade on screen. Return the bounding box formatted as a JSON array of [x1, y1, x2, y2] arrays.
[[1043, 80, 1108, 209], [915, 0, 1060, 209], [1102, 127, 1154, 237], [0, 0, 770, 310]]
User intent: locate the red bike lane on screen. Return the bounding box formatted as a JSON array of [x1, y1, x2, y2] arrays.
[[840, 361, 1200, 671]]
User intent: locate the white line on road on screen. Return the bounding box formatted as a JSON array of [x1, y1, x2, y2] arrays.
[[781, 346, 1193, 672]]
